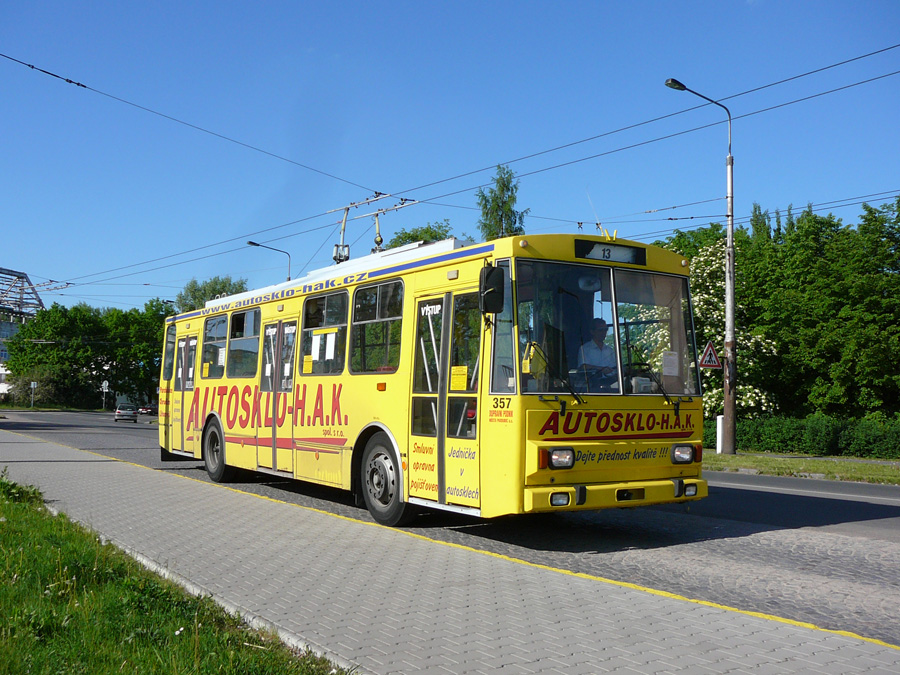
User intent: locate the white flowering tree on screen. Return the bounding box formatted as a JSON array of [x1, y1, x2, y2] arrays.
[[660, 199, 900, 419], [668, 235, 778, 419]]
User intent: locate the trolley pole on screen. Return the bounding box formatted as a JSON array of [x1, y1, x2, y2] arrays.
[[666, 78, 736, 454]]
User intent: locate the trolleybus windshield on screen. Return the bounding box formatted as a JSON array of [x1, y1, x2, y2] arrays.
[[516, 260, 700, 397]]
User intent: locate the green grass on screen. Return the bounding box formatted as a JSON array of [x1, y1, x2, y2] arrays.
[[703, 452, 900, 485], [0, 470, 349, 675]]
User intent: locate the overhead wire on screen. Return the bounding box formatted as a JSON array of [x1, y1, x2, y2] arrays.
[[82, 61, 900, 286], [62, 212, 340, 284], [0, 52, 377, 193], [5, 43, 897, 204], [532, 190, 900, 231], [36, 188, 898, 306], [67, 219, 340, 287], [67, 50, 899, 289], [382, 68, 900, 234], [5, 46, 899, 292], [389, 43, 900, 197], [625, 190, 900, 243]]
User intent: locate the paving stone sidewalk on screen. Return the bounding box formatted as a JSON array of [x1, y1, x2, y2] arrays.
[[2, 429, 899, 674]]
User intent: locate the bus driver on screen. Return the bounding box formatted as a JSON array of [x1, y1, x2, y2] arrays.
[[577, 318, 617, 388]]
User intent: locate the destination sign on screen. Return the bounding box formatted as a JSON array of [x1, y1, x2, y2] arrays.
[[574, 240, 647, 265]]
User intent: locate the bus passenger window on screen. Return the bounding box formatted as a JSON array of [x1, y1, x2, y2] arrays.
[[227, 309, 261, 378], [449, 293, 480, 394], [184, 337, 197, 390], [174, 339, 185, 392], [301, 292, 348, 375], [279, 322, 297, 391], [201, 316, 227, 379], [260, 324, 278, 393], [411, 398, 438, 436], [448, 293, 481, 438], [447, 398, 477, 438], [350, 280, 403, 374]]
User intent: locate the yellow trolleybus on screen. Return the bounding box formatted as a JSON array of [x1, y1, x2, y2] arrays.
[[158, 233, 706, 525]]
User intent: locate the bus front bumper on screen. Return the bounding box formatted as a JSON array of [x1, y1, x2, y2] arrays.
[[524, 478, 708, 512]]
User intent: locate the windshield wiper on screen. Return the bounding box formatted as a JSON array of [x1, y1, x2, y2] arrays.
[[525, 342, 585, 408], [628, 345, 679, 414]]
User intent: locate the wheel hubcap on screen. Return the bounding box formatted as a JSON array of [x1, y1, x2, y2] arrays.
[[366, 451, 395, 506]]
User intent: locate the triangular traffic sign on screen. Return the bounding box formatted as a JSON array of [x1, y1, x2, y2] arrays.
[[699, 341, 722, 369]]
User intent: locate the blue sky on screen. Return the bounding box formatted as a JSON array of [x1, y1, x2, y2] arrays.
[[2, 1, 899, 310]]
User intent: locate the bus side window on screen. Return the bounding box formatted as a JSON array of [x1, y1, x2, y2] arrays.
[[174, 338, 185, 392], [350, 280, 403, 374], [489, 260, 515, 394], [162, 325, 177, 381], [448, 293, 480, 439], [300, 292, 348, 375], [201, 316, 227, 379], [184, 338, 197, 390], [227, 309, 261, 378]]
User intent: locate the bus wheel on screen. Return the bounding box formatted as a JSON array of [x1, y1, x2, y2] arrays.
[[203, 421, 234, 483], [361, 432, 415, 527]]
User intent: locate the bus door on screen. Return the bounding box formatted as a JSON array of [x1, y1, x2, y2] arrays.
[[160, 325, 177, 450], [171, 334, 198, 454], [409, 291, 482, 509], [258, 320, 297, 472]]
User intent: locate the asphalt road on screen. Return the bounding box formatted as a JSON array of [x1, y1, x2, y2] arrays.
[[3, 409, 899, 647]]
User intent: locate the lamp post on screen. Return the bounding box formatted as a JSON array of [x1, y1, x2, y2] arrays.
[[247, 241, 291, 281], [665, 78, 736, 455]]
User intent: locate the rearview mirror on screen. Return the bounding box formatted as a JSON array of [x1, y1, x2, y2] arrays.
[[479, 265, 505, 314]]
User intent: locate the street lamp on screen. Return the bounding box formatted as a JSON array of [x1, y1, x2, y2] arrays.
[[247, 241, 291, 281], [665, 78, 736, 455]]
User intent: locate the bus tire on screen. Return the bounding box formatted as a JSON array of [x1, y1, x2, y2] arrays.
[[360, 432, 415, 527], [203, 420, 234, 483]]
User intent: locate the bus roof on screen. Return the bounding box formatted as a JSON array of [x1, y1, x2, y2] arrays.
[[187, 233, 686, 318], [205, 237, 472, 310]]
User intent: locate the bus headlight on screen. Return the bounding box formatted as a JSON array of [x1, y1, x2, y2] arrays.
[[548, 448, 575, 469], [670, 444, 694, 464]]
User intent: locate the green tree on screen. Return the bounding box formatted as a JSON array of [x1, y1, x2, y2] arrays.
[[6, 303, 107, 407], [762, 208, 850, 415], [7, 364, 97, 408], [387, 219, 453, 249], [769, 200, 900, 416], [475, 165, 529, 241], [175, 275, 247, 313], [6, 299, 175, 409], [655, 222, 725, 259], [847, 198, 900, 413], [99, 299, 171, 405]]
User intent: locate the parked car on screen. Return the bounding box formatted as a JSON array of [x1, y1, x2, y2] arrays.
[[114, 403, 138, 423], [138, 403, 158, 415]]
